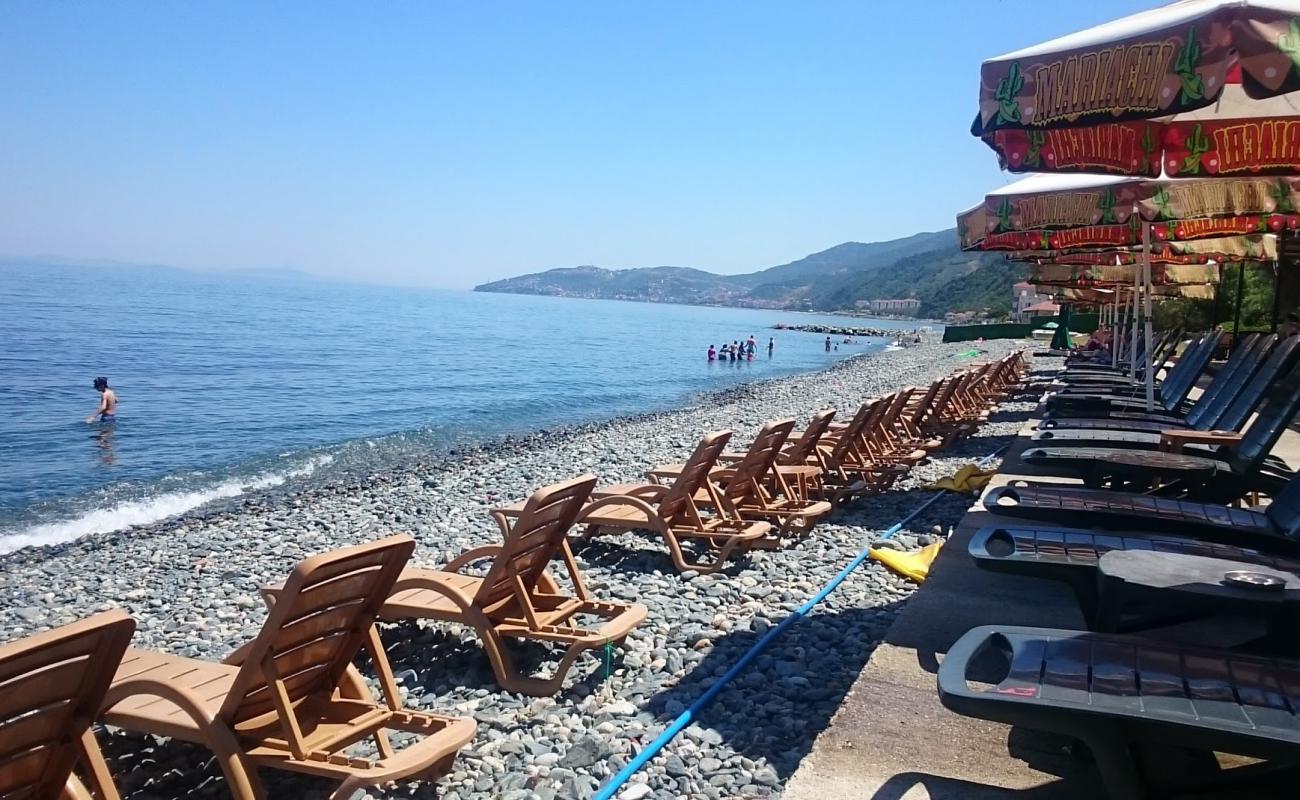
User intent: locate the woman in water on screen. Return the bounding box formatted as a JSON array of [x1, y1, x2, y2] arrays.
[[707, 344, 717, 361]]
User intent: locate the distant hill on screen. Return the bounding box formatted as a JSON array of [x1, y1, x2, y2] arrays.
[[474, 228, 1020, 317]]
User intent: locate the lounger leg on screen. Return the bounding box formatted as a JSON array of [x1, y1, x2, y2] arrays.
[[1076, 726, 1145, 800], [209, 731, 267, 800]]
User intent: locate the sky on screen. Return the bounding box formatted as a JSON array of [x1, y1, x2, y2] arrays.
[[0, 0, 1156, 289]]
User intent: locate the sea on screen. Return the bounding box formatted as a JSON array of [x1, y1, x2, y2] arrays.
[[0, 262, 927, 554]]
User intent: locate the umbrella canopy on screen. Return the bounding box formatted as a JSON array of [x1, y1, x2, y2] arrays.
[[957, 172, 1300, 248], [974, 1, 1300, 176]]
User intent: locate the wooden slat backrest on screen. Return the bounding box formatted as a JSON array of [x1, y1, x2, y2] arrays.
[[220, 535, 414, 728], [781, 409, 836, 465], [0, 610, 134, 800], [473, 475, 597, 613], [720, 419, 796, 505], [658, 431, 732, 524]]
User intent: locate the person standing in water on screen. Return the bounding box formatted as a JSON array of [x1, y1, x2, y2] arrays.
[[768, 337, 774, 357], [86, 377, 117, 423], [746, 335, 756, 355], [824, 336, 831, 352], [707, 344, 717, 361]]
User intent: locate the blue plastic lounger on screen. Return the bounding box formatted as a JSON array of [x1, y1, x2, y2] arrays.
[[982, 468, 1300, 548], [938, 625, 1300, 800], [1053, 329, 1182, 385], [1038, 334, 1292, 433], [1042, 332, 1221, 416], [1019, 358, 1300, 501], [967, 523, 1300, 621], [1029, 335, 1284, 442]]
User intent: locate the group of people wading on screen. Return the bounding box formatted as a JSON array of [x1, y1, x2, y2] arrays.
[[708, 335, 773, 362]]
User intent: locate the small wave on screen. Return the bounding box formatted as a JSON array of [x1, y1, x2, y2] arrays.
[[884, 344, 904, 352], [0, 454, 334, 555]]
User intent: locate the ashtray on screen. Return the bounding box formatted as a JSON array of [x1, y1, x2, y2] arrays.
[[1223, 571, 1287, 591]]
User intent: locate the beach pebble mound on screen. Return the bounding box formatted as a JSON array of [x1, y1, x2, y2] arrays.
[[0, 340, 1047, 800]]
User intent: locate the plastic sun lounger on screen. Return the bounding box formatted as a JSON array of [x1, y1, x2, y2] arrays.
[[1043, 332, 1217, 409], [705, 418, 833, 539], [967, 523, 1300, 622], [938, 625, 1300, 800], [821, 398, 912, 501], [358, 475, 645, 696], [1052, 329, 1182, 386], [1043, 333, 1220, 413], [981, 470, 1300, 550], [650, 418, 829, 540], [104, 535, 476, 800], [1035, 334, 1282, 440], [0, 610, 134, 800], [274, 476, 646, 695], [1021, 357, 1300, 502], [576, 430, 773, 573], [1046, 336, 1293, 443], [1034, 335, 1289, 434]]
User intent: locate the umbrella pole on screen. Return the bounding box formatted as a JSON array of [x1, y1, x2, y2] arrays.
[[1231, 261, 1246, 354], [1112, 293, 1121, 368], [1130, 262, 1141, 380], [1142, 221, 1155, 412], [1272, 257, 1282, 333]]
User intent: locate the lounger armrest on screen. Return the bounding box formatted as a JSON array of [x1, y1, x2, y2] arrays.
[[443, 545, 505, 573], [103, 668, 220, 727], [1158, 429, 1243, 454], [592, 484, 668, 501], [590, 601, 649, 642]]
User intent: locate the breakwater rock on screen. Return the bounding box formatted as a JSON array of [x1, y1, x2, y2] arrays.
[[773, 323, 921, 338]]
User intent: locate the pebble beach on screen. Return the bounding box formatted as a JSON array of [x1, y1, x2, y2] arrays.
[[0, 339, 1040, 800]]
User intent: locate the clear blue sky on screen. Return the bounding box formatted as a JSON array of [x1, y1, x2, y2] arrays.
[[1, 0, 1153, 288]]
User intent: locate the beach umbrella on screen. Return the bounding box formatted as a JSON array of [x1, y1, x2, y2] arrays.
[[1051, 304, 1074, 349], [973, 1, 1300, 177]]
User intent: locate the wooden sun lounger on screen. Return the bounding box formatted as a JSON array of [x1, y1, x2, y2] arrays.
[[574, 431, 773, 573], [357, 475, 645, 696], [0, 610, 134, 800], [104, 535, 476, 800]]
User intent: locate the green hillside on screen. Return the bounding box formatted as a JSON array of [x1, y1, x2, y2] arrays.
[[475, 229, 1018, 317]]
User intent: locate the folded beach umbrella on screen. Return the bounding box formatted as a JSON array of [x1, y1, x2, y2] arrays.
[[973, 0, 1300, 177]]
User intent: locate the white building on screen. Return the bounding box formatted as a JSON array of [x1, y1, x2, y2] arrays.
[[1011, 281, 1055, 322], [868, 298, 921, 316]]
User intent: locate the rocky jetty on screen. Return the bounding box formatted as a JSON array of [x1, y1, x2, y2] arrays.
[[772, 323, 923, 338], [0, 340, 1043, 800]]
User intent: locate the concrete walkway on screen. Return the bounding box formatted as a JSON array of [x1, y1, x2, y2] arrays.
[[784, 368, 1300, 800]]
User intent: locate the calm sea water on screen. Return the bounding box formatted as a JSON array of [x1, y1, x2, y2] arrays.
[[0, 263, 925, 552]]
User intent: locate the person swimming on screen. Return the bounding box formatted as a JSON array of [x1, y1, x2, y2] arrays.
[[87, 377, 117, 424]]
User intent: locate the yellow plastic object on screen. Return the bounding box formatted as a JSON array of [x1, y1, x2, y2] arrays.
[[870, 541, 943, 583], [923, 464, 995, 494]]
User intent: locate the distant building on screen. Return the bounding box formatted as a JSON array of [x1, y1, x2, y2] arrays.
[[1011, 281, 1054, 322], [868, 298, 921, 316]]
